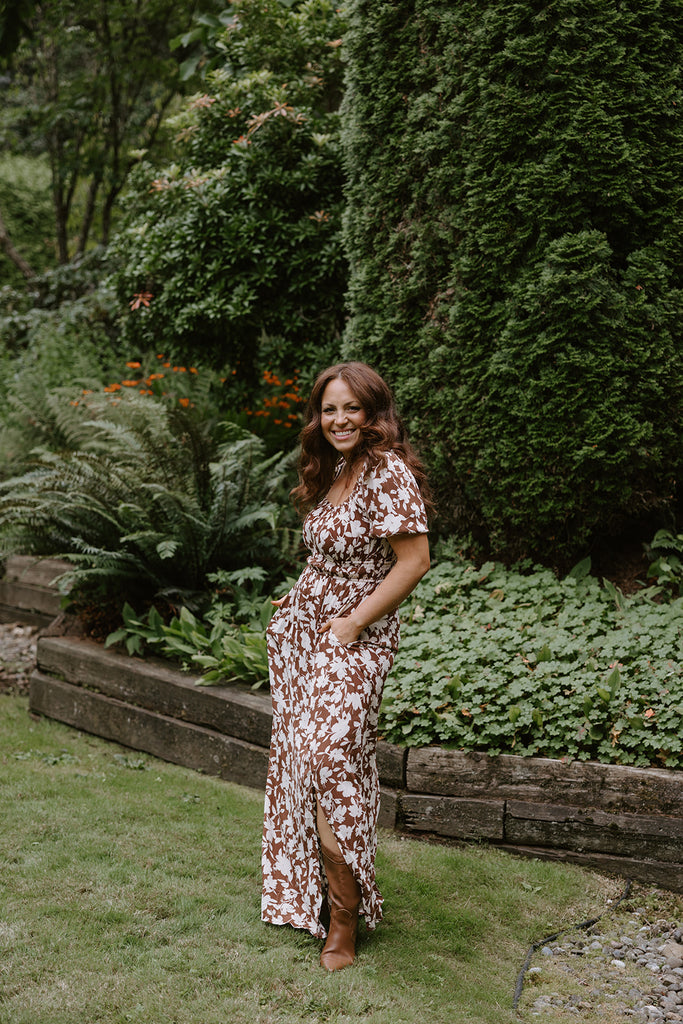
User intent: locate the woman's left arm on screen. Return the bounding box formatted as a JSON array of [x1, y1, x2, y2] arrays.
[[319, 533, 430, 645]]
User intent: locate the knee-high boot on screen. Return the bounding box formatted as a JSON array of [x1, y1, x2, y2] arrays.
[[320, 843, 361, 971]]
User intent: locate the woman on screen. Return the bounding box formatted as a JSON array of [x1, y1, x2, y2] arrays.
[[261, 361, 431, 971]]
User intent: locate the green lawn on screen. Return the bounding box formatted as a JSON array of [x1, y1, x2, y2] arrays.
[[0, 695, 652, 1024]]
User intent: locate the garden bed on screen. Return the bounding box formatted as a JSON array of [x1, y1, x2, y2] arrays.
[[29, 635, 683, 892]]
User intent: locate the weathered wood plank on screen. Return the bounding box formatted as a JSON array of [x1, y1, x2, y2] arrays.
[[401, 793, 505, 841], [29, 671, 269, 790], [505, 800, 683, 862], [0, 604, 54, 628], [0, 581, 62, 617], [376, 741, 406, 790], [495, 844, 683, 894], [36, 637, 274, 748], [378, 787, 398, 830], [2, 555, 71, 588], [406, 747, 683, 816]]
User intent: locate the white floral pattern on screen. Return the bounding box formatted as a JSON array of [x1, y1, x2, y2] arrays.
[[261, 452, 428, 937]]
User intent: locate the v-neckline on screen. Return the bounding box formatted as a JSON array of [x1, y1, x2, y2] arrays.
[[324, 460, 366, 508]]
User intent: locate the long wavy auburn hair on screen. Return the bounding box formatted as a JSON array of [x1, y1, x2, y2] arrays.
[[291, 361, 434, 517]]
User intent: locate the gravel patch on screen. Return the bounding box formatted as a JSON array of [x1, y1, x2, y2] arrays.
[[0, 621, 38, 695], [521, 889, 683, 1020]]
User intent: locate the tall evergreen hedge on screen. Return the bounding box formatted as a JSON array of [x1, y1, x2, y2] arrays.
[[342, 0, 683, 560]]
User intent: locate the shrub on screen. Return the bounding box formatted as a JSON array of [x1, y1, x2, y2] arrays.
[[110, 0, 347, 388], [342, 0, 683, 561]]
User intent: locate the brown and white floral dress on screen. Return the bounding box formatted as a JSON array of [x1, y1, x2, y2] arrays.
[[261, 451, 428, 938]]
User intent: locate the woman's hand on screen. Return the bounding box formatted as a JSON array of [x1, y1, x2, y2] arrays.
[[319, 616, 361, 646], [271, 596, 287, 607]]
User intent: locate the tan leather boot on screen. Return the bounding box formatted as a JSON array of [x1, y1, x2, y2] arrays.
[[320, 843, 362, 971]]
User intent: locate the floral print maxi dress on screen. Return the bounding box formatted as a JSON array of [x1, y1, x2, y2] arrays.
[[261, 451, 428, 939]]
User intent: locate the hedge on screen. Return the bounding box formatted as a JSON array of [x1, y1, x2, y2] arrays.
[[341, 0, 683, 561]]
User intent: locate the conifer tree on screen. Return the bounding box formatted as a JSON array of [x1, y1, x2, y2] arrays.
[[342, 0, 683, 559]]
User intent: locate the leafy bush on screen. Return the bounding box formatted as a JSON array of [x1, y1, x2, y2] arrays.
[[0, 388, 298, 615], [381, 550, 683, 768], [104, 568, 291, 688], [342, 0, 683, 561], [110, 0, 347, 388]]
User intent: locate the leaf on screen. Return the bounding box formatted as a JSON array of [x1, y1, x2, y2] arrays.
[[156, 538, 179, 559], [568, 556, 591, 580]]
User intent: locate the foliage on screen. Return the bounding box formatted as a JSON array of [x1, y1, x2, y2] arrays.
[[109, 0, 347, 387], [0, 153, 53, 287], [342, 0, 683, 561], [0, 0, 225, 263], [0, 267, 125, 479], [104, 568, 291, 688], [646, 528, 683, 596], [381, 549, 683, 768], [0, 388, 297, 611]]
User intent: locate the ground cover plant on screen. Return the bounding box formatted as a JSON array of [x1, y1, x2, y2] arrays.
[[0, 693, 657, 1024], [382, 549, 683, 768]]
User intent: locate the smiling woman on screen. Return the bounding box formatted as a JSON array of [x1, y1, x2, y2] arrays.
[[261, 361, 433, 972]]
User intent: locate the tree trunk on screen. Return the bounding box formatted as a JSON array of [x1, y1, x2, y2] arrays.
[[76, 174, 102, 255], [0, 204, 35, 279]]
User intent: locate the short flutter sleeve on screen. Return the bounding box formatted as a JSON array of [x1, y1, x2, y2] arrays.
[[362, 452, 429, 537]]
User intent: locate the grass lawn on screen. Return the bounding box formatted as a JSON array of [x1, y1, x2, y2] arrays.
[[0, 694, 665, 1024]]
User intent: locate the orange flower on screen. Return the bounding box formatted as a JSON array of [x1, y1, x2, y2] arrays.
[[146, 373, 164, 382], [126, 361, 141, 369], [104, 383, 122, 393], [162, 362, 171, 368], [81, 389, 92, 395], [644, 708, 655, 718], [189, 367, 198, 374], [173, 366, 187, 373], [121, 380, 140, 387], [178, 397, 190, 407]]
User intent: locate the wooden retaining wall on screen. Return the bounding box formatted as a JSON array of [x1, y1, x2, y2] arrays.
[[0, 555, 70, 627], [29, 635, 683, 892]]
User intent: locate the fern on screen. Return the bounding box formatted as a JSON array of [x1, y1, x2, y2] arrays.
[[0, 389, 297, 610]]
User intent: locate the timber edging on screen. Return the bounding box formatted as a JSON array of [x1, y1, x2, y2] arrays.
[[0, 555, 71, 626], [29, 635, 683, 893]]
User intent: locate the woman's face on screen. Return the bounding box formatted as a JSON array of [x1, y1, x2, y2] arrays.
[[320, 377, 367, 458]]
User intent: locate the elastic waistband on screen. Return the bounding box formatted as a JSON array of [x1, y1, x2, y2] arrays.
[[306, 559, 384, 583]]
